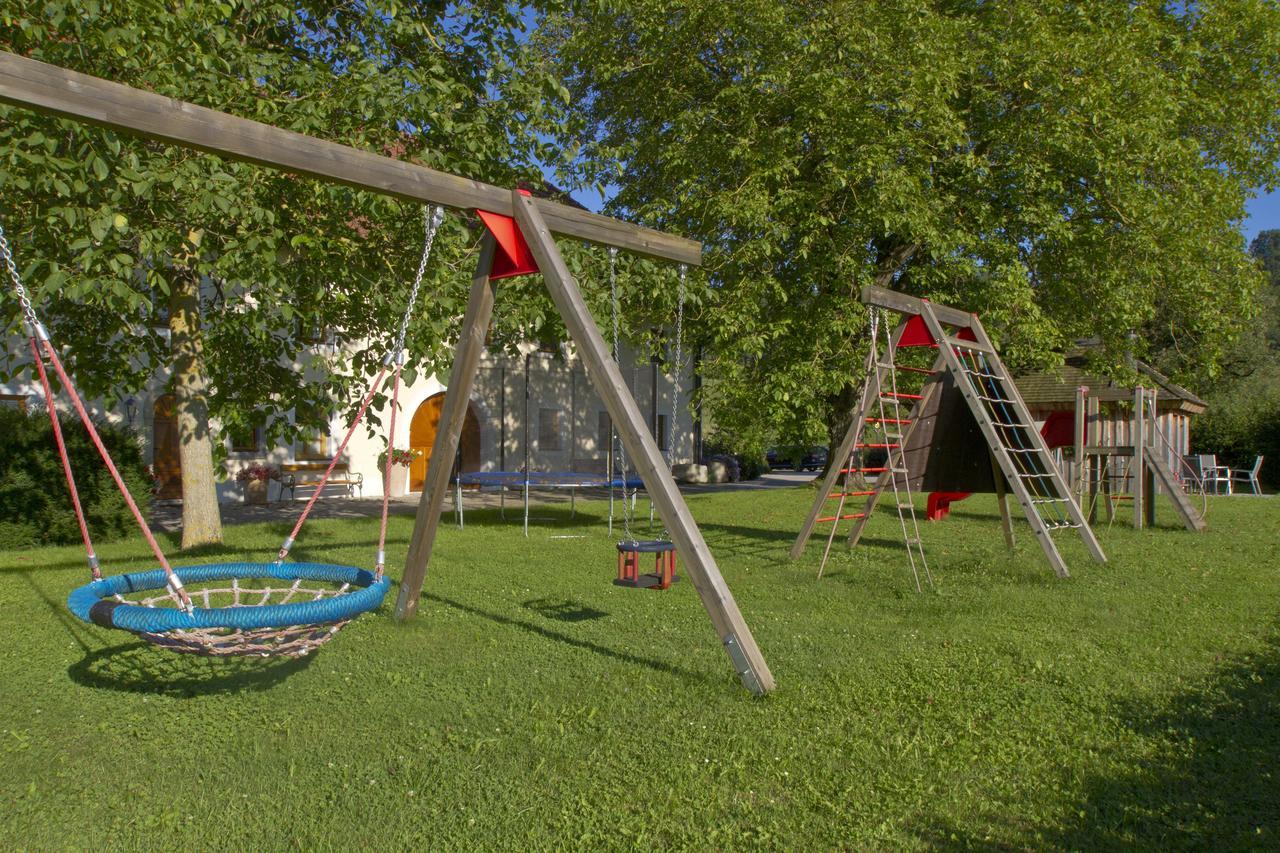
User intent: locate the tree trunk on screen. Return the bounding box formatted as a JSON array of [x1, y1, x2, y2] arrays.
[[168, 270, 223, 548]]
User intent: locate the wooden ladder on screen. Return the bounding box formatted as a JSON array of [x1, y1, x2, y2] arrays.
[[916, 303, 1106, 577], [793, 312, 935, 589]]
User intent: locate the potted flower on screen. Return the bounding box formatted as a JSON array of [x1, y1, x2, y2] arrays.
[[377, 447, 421, 497], [236, 464, 280, 505]]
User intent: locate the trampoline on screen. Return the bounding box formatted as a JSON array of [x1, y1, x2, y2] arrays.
[[453, 470, 648, 535]]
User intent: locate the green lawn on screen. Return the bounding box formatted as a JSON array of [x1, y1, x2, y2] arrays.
[[1, 487, 1277, 849]]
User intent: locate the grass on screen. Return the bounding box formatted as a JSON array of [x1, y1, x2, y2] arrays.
[[0, 486, 1277, 849]]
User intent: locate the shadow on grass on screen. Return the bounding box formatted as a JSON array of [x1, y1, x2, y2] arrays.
[[13, 564, 333, 699], [68, 641, 317, 697], [915, 633, 1280, 849], [523, 597, 609, 622], [426, 592, 709, 688]]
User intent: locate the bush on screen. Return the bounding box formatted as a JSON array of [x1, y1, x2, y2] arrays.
[[0, 405, 152, 549], [1192, 371, 1280, 489]]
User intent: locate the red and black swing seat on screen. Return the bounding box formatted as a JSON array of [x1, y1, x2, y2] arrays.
[[615, 539, 678, 590]]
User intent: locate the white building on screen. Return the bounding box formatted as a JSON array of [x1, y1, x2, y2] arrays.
[[2, 334, 699, 504]]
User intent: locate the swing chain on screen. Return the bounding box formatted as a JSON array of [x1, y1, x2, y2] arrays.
[[387, 205, 445, 365], [0, 220, 47, 340], [608, 246, 634, 540], [670, 264, 686, 464]]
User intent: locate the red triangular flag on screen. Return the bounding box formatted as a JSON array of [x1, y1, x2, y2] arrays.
[[476, 189, 539, 280]]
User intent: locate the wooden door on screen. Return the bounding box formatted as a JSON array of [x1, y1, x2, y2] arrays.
[[152, 394, 182, 500], [409, 393, 446, 492], [409, 393, 481, 492]]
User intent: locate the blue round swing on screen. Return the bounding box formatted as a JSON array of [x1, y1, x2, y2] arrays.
[[2, 208, 445, 657], [68, 563, 390, 656]]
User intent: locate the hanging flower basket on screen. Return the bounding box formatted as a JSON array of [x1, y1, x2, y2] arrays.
[[378, 448, 420, 498], [236, 465, 280, 505]]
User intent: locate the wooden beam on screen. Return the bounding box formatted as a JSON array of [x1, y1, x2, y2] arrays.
[[511, 190, 775, 696], [860, 285, 976, 330], [0, 51, 702, 266], [395, 235, 498, 620], [1132, 386, 1146, 531]]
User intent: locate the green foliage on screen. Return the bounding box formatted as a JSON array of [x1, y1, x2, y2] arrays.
[[530, 0, 1280, 454], [1188, 228, 1280, 486], [0, 1, 564, 447], [0, 405, 150, 549], [0, 490, 1277, 846]]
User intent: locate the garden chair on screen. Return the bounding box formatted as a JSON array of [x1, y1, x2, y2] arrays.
[[1182, 454, 1205, 494], [1229, 456, 1264, 496], [1197, 454, 1231, 495]]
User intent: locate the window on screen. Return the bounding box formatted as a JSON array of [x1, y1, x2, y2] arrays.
[[296, 407, 332, 460], [656, 413, 669, 452], [228, 424, 262, 453], [597, 411, 612, 457], [538, 408, 563, 452], [299, 427, 330, 460]]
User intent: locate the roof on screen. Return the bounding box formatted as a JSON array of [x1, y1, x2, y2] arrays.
[[1014, 350, 1206, 415]]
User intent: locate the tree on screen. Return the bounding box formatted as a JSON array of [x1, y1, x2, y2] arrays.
[[1189, 229, 1280, 486], [0, 2, 563, 545], [530, 0, 1280, 460]]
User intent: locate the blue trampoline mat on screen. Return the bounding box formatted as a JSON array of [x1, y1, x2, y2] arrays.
[[458, 471, 645, 489]]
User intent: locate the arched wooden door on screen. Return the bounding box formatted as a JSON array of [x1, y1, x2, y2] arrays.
[[152, 394, 182, 500], [409, 393, 481, 492]]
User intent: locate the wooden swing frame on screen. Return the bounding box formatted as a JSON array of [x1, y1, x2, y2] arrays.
[[0, 51, 774, 695]]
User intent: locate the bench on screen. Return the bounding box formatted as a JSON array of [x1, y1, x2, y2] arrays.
[[279, 461, 364, 501]]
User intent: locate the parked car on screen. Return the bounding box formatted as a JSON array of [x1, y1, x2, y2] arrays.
[[766, 445, 829, 471], [797, 446, 828, 472]]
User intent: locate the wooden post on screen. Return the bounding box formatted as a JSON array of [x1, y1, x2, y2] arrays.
[[395, 235, 498, 620], [1087, 395, 1102, 525], [511, 191, 774, 695], [990, 450, 1016, 550], [1132, 386, 1146, 531], [1144, 388, 1157, 529], [1073, 386, 1088, 503]]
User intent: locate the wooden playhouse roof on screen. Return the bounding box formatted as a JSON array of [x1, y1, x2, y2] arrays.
[[1014, 349, 1206, 415]]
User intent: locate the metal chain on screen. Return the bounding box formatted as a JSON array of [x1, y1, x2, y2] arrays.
[[669, 264, 686, 465], [608, 246, 633, 540], [0, 219, 45, 338], [387, 205, 445, 364]]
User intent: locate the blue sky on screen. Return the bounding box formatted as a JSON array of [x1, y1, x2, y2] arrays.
[[1244, 188, 1279, 245]]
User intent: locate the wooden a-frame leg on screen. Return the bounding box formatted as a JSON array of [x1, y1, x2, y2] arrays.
[[395, 234, 499, 620], [512, 190, 775, 696], [991, 450, 1015, 551]]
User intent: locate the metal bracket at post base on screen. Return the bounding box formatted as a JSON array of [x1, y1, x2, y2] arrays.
[[723, 633, 767, 697]]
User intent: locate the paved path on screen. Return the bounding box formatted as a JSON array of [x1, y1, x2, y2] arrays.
[[152, 471, 819, 532]]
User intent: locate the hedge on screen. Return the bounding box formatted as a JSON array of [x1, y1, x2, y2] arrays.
[[0, 405, 152, 549]]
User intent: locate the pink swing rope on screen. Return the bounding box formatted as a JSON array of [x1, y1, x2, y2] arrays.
[[38, 338, 191, 609], [28, 337, 99, 578], [375, 361, 404, 579], [2, 221, 191, 606], [275, 204, 445, 576], [273, 364, 387, 565]]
